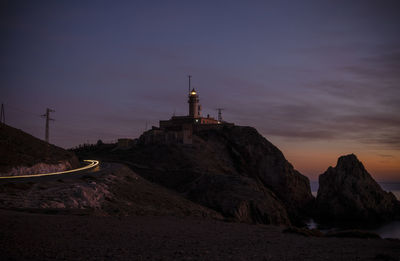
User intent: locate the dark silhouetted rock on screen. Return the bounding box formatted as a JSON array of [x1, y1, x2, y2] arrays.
[[186, 173, 290, 224], [86, 125, 314, 225], [316, 154, 400, 226], [197, 126, 314, 224]]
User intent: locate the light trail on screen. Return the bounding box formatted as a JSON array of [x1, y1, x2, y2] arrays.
[[0, 160, 100, 179]]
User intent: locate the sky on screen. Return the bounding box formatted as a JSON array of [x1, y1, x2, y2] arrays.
[[1, 0, 399, 181]]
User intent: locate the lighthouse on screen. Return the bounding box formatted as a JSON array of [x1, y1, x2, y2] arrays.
[[188, 88, 201, 118], [159, 76, 221, 134]]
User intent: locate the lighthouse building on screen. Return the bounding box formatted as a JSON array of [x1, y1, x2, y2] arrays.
[[159, 87, 219, 129], [139, 77, 231, 145]]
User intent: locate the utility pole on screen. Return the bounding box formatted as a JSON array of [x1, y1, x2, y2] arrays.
[[0, 103, 4, 124], [41, 108, 55, 143], [216, 108, 224, 122], [188, 75, 192, 94]]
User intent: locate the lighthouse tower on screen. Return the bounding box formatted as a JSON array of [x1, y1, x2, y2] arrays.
[[159, 76, 223, 137], [188, 88, 201, 118]]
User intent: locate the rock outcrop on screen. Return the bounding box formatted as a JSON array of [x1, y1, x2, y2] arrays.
[[189, 126, 313, 225], [316, 154, 400, 226], [88, 125, 314, 225], [185, 173, 290, 224]]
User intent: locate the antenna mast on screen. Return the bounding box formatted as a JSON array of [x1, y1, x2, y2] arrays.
[[41, 108, 55, 143], [188, 75, 192, 94], [216, 108, 224, 122]]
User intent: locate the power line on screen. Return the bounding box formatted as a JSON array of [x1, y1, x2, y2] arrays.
[[41, 108, 55, 143]]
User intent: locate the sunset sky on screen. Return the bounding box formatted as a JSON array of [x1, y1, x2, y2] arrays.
[[1, 1, 399, 181]]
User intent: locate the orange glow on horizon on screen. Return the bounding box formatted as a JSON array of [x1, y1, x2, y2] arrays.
[[269, 136, 400, 182]]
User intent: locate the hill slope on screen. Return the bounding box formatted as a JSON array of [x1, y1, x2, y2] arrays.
[[0, 123, 79, 176], [0, 163, 222, 218]]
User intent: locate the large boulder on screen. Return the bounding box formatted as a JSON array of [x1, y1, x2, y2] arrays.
[[316, 154, 400, 226], [110, 125, 313, 225]]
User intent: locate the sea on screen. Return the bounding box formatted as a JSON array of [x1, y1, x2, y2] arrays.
[[310, 181, 400, 239]]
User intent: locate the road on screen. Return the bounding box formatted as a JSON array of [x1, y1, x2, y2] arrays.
[[0, 160, 101, 182]]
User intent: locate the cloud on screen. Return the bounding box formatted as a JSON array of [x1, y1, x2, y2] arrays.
[[245, 45, 400, 150], [378, 154, 395, 158]]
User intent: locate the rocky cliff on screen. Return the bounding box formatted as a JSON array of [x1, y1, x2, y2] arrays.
[[0, 123, 79, 176], [89, 125, 314, 225], [316, 154, 400, 226]]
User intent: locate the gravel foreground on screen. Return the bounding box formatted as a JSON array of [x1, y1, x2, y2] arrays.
[[0, 210, 399, 261]]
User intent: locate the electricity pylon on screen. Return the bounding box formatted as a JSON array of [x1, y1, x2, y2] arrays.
[[41, 108, 55, 143]]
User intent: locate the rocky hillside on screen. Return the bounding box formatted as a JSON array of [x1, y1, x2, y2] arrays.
[[0, 123, 79, 176], [77, 125, 314, 226], [0, 163, 222, 219], [316, 154, 400, 226]]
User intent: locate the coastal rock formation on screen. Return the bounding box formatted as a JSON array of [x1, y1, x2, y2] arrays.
[[0, 124, 79, 176], [90, 125, 314, 225], [316, 154, 400, 225], [195, 126, 314, 223]]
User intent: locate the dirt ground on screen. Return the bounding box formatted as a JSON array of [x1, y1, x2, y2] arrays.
[[0, 210, 399, 261]]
